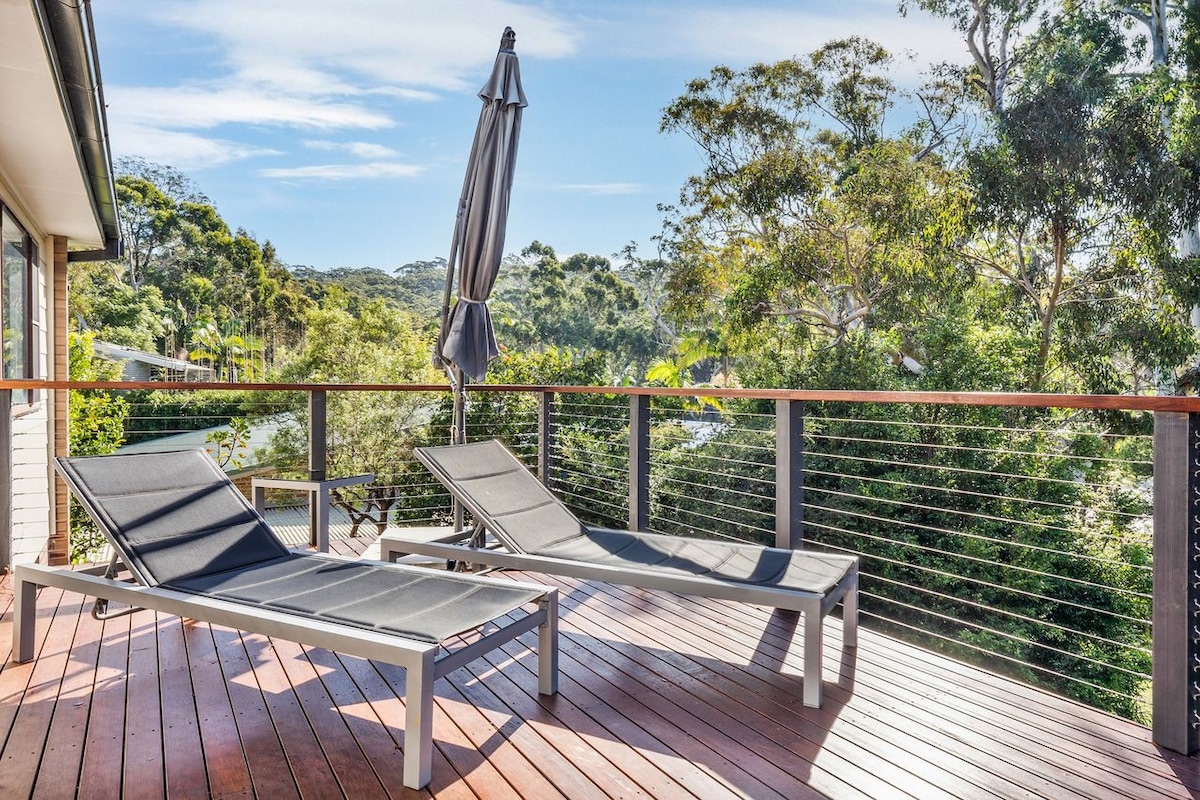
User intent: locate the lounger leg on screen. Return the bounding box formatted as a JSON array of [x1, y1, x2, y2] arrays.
[[404, 649, 436, 789], [12, 565, 37, 663], [843, 576, 859, 649], [314, 489, 331, 553], [538, 589, 559, 696], [803, 602, 823, 708]]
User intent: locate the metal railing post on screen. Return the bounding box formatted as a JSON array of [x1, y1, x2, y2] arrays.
[[1152, 411, 1200, 754], [308, 389, 327, 548], [0, 389, 11, 571], [629, 394, 650, 532], [538, 390, 555, 486], [308, 389, 327, 481], [776, 399, 804, 550]]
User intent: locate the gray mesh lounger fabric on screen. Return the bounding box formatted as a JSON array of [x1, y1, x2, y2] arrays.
[[17, 448, 559, 789], [404, 438, 858, 708], [539, 527, 850, 594], [55, 450, 544, 641], [414, 439, 853, 594]]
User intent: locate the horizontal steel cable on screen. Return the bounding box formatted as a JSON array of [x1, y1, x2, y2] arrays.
[[861, 592, 1150, 680], [812, 536, 1150, 628], [647, 500, 774, 536], [804, 486, 1151, 570], [813, 413, 1152, 446], [866, 572, 1151, 655], [858, 609, 1143, 702], [651, 475, 774, 506], [807, 429, 1143, 468], [808, 447, 1126, 493], [801, 513, 1152, 600], [803, 466, 1148, 522]]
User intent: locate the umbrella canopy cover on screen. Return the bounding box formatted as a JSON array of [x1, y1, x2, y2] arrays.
[[438, 27, 527, 381]]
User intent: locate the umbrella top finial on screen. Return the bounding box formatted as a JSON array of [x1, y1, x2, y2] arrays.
[[499, 27, 516, 52]]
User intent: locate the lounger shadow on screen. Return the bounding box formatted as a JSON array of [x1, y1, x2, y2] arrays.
[[11, 449, 558, 790], [380, 438, 857, 708]]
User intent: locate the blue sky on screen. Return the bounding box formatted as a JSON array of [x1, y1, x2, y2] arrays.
[[91, 1, 962, 272]]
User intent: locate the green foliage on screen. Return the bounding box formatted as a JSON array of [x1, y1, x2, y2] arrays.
[[659, 40, 973, 380], [490, 242, 663, 381], [635, 329, 1153, 719], [205, 417, 251, 469], [73, 160, 315, 375], [68, 261, 167, 350], [292, 260, 447, 318], [262, 299, 442, 523], [909, 3, 1199, 394], [645, 330, 726, 413], [67, 332, 128, 456], [67, 332, 129, 561], [188, 321, 264, 381], [120, 389, 256, 445]]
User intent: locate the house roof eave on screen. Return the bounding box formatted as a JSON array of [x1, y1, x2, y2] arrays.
[[30, 0, 121, 258]]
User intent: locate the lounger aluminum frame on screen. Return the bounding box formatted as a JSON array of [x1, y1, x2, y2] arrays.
[[12, 450, 559, 790], [381, 439, 858, 708]]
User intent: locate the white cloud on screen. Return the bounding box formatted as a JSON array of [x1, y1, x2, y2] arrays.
[[108, 85, 393, 131], [101, 1, 580, 174], [259, 162, 424, 181], [153, 0, 579, 94], [555, 183, 645, 195], [108, 122, 280, 170], [582, 1, 964, 81], [304, 140, 400, 159]]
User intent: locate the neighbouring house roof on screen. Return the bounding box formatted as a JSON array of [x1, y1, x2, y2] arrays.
[[116, 415, 289, 472], [91, 340, 216, 380], [0, 0, 120, 254]]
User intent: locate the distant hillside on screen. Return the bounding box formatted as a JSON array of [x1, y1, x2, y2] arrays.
[[291, 259, 447, 316]]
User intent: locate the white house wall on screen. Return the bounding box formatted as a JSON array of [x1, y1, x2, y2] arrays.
[[0, 187, 55, 565], [11, 404, 51, 564], [10, 234, 52, 565]]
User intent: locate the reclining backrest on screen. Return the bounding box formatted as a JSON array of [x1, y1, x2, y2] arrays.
[[57, 449, 290, 586], [414, 440, 587, 554]]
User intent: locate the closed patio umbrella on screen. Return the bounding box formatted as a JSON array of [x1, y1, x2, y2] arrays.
[[436, 26, 527, 446]]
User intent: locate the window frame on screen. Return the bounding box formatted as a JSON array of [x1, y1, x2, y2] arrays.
[[0, 201, 41, 409]]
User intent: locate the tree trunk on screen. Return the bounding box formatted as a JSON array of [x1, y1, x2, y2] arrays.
[[1033, 227, 1068, 390]]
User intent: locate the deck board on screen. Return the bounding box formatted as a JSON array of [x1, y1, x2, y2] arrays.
[[159, 619, 216, 800], [3, 538, 1199, 800]]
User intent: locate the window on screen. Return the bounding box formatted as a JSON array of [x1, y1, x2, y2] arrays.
[[1, 205, 37, 405]]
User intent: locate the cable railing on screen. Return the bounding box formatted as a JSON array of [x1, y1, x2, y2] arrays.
[[2, 378, 1197, 754], [549, 393, 1159, 726], [800, 403, 1153, 716]]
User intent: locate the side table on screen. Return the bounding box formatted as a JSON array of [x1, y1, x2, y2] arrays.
[[252, 473, 374, 552]]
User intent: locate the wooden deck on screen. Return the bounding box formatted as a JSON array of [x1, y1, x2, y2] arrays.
[[2, 534, 1198, 799]]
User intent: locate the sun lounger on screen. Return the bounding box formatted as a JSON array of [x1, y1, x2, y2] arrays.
[[380, 438, 857, 707], [12, 449, 558, 789]]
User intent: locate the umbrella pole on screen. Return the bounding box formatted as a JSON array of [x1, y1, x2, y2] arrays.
[[452, 367, 467, 532]]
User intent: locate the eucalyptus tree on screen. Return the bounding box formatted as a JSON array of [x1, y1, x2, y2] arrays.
[[920, 1, 1200, 391], [108, 162, 313, 368], [658, 38, 973, 371], [900, 0, 1044, 113], [490, 241, 661, 380], [115, 176, 180, 290]]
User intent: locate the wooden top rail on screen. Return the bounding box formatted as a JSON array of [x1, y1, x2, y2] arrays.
[[2, 379, 1200, 413]]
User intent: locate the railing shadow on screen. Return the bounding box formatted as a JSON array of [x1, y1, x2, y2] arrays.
[[1158, 746, 1200, 800]]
